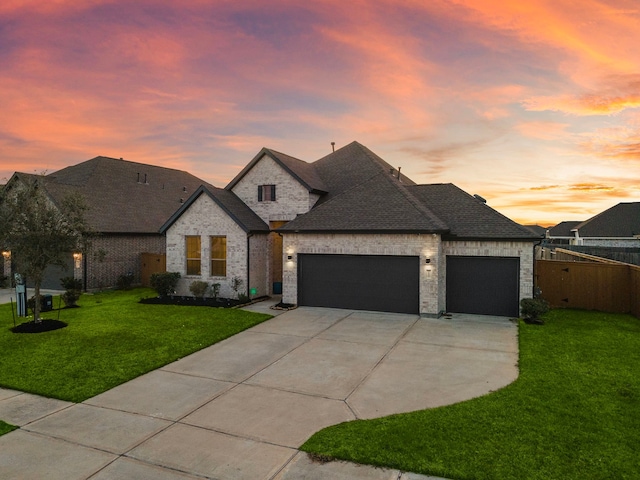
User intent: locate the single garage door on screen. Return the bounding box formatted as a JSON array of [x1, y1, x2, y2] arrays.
[[446, 256, 520, 317], [298, 254, 419, 314]]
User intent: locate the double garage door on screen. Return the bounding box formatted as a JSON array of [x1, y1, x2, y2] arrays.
[[298, 253, 520, 317]]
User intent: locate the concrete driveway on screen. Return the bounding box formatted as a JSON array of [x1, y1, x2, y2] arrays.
[[0, 302, 518, 480]]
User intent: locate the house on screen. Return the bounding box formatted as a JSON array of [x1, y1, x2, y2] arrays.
[[524, 225, 546, 238], [545, 221, 584, 245], [569, 202, 640, 247], [2, 157, 214, 290], [163, 141, 539, 317]]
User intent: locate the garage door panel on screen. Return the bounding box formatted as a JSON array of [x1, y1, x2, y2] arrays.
[[446, 256, 519, 317], [298, 254, 419, 314]]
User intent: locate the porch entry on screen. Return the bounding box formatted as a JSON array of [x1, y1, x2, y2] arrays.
[[270, 221, 287, 294]]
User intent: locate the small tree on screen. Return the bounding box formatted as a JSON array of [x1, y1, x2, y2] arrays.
[[0, 175, 92, 322], [231, 276, 243, 300], [60, 276, 83, 307]]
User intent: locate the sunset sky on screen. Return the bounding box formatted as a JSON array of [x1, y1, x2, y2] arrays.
[[1, 1, 639, 226]]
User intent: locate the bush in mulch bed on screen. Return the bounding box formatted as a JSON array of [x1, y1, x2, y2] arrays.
[[11, 319, 68, 333], [271, 301, 297, 311]]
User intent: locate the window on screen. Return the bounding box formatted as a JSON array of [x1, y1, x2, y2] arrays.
[[186, 236, 201, 275], [258, 184, 276, 202], [210, 236, 227, 276]]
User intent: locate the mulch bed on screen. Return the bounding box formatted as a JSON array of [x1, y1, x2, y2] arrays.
[[139, 296, 270, 308], [11, 319, 68, 333]]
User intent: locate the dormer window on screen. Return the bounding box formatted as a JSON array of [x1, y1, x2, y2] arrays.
[[258, 185, 276, 202]]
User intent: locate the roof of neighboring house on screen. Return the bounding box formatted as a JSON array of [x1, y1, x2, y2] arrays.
[[524, 225, 547, 237], [575, 202, 640, 237], [226, 148, 328, 194], [42, 156, 219, 233], [548, 221, 583, 237], [406, 184, 539, 240], [280, 142, 537, 240], [160, 186, 269, 234]]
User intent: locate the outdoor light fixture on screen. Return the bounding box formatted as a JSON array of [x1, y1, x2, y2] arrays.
[[425, 258, 431, 264], [287, 255, 293, 260], [73, 252, 82, 260], [1, 251, 10, 259]]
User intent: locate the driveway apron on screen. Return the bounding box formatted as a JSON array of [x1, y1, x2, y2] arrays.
[[0, 303, 518, 480]]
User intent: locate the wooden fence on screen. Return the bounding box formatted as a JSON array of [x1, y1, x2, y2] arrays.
[[140, 253, 166, 287], [535, 254, 640, 317]]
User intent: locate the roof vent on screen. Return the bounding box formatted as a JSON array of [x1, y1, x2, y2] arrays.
[[474, 194, 487, 203], [136, 173, 141, 184], [180, 198, 184, 203], [331, 142, 335, 152], [182, 186, 187, 192]]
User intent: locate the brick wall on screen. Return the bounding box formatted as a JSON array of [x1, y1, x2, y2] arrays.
[[165, 193, 267, 299], [442, 240, 535, 304], [230, 154, 317, 223], [281, 233, 441, 315], [86, 234, 165, 290]]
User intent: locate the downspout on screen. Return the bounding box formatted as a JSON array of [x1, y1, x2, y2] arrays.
[[533, 238, 543, 298]]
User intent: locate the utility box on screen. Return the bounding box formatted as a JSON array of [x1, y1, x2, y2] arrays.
[[41, 294, 53, 312]]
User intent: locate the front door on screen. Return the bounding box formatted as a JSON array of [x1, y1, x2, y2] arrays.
[[270, 221, 287, 294]]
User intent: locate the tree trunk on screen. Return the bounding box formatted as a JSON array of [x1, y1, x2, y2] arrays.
[[34, 281, 41, 323]]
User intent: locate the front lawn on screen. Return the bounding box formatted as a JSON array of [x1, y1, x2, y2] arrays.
[[0, 288, 271, 403], [302, 309, 640, 480]]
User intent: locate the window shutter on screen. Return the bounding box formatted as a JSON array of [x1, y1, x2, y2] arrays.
[[258, 185, 263, 201], [271, 185, 276, 201]]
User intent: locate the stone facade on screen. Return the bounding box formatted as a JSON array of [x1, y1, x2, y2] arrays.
[[582, 238, 640, 248], [281, 233, 441, 316], [165, 194, 268, 299], [230, 154, 317, 223], [281, 234, 535, 316]]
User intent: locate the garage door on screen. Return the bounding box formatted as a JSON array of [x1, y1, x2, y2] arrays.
[[298, 254, 419, 314], [446, 256, 519, 317]]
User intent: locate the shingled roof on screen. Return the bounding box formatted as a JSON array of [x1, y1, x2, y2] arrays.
[[280, 142, 536, 239], [280, 171, 447, 233], [406, 184, 539, 240], [160, 186, 269, 234], [575, 202, 640, 237], [548, 220, 583, 237], [7, 156, 263, 234]]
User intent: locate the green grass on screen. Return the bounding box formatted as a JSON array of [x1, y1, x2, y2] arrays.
[[302, 309, 640, 480], [0, 420, 17, 436], [0, 288, 271, 403]]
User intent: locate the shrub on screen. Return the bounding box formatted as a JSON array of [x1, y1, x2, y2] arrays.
[[60, 276, 83, 307], [150, 272, 181, 298], [520, 298, 549, 323], [231, 276, 244, 299], [116, 272, 134, 290], [0, 275, 8, 288], [211, 282, 221, 300], [189, 280, 209, 298]]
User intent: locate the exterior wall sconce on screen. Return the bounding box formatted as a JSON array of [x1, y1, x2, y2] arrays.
[[73, 252, 82, 268], [287, 255, 293, 260], [1, 251, 10, 259], [425, 258, 431, 264]]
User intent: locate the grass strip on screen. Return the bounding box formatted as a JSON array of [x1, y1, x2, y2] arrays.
[[302, 309, 640, 480], [0, 288, 271, 403]]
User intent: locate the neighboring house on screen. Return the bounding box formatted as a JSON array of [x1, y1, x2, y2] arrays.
[[164, 141, 539, 317], [569, 202, 640, 247], [3, 157, 213, 290], [524, 225, 546, 238], [545, 221, 583, 245]]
